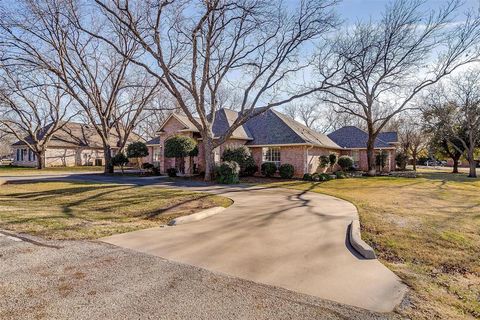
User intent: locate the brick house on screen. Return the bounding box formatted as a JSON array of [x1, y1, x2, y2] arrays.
[[328, 126, 398, 172], [11, 122, 138, 167], [145, 108, 399, 177]]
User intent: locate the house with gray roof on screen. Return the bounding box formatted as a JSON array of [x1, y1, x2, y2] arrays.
[[327, 126, 398, 172], [145, 108, 398, 177]]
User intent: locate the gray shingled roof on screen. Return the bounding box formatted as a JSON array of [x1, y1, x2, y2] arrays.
[[242, 109, 341, 148], [145, 136, 160, 145], [327, 126, 394, 149], [378, 132, 398, 144], [212, 109, 253, 140]]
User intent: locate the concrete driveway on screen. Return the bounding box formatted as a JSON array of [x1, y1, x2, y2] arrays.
[[101, 181, 407, 313], [3, 173, 407, 313]]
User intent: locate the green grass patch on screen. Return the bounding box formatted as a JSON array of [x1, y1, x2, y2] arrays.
[[0, 181, 232, 240]]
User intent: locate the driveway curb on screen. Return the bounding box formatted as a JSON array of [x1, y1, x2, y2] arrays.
[[168, 206, 226, 226], [349, 220, 376, 259]]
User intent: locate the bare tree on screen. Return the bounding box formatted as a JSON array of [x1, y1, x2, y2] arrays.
[[0, 68, 76, 168], [398, 115, 427, 171], [321, 0, 480, 176], [0, 0, 160, 173], [93, 0, 344, 181], [283, 103, 322, 129], [423, 70, 480, 178]]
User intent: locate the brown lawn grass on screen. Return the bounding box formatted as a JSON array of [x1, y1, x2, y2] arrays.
[[266, 171, 480, 319], [0, 166, 104, 176], [0, 181, 232, 239]]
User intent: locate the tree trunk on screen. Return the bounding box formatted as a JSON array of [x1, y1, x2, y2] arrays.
[[467, 150, 477, 178], [203, 137, 215, 182], [452, 157, 459, 173], [412, 152, 417, 171], [103, 145, 114, 174], [36, 150, 45, 169], [366, 138, 376, 176]]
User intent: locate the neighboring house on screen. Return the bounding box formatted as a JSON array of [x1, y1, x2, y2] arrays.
[[327, 126, 399, 172], [11, 122, 138, 167], [144, 108, 399, 177]]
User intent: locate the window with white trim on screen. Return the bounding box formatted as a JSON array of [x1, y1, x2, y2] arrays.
[[153, 147, 161, 162], [262, 147, 281, 167], [351, 150, 359, 167], [16, 149, 20, 161]]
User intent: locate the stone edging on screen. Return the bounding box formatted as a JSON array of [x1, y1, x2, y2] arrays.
[[349, 220, 376, 259], [168, 206, 226, 226]]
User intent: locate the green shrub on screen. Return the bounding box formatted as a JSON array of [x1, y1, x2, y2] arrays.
[[261, 162, 277, 177], [302, 173, 312, 181], [222, 146, 257, 176], [318, 155, 330, 172], [164, 135, 197, 158], [335, 171, 347, 179], [329, 153, 338, 167], [126, 141, 149, 170], [111, 153, 129, 173], [166, 168, 177, 177], [152, 166, 161, 175], [215, 161, 240, 184], [338, 156, 354, 171], [142, 162, 154, 172], [278, 163, 294, 179], [127, 142, 149, 159], [319, 173, 332, 181]]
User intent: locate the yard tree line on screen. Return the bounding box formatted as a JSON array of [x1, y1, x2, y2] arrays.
[[0, 0, 479, 179]]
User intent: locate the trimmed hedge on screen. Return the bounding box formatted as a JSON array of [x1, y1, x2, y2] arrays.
[[215, 161, 240, 184], [222, 146, 257, 176], [166, 168, 177, 177], [303, 173, 313, 181], [261, 162, 277, 177], [279, 163, 294, 179], [338, 156, 354, 171]]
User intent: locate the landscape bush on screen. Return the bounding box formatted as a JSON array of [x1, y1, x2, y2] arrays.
[[335, 171, 347, 179], [111, 153, 129, 173], [279, 163, 294, 179], [338, 156, 354, 171], [302, 173, 312, 181], [261, 162, 277, 177], [222, 146, 257, 176], [318, 155, 330, 172], [166, 167, 177, 177], [215, 161, 240, 184], [329, 153, 338, 168], [142, 162, 154, 173], [126, 142, 149, 170]]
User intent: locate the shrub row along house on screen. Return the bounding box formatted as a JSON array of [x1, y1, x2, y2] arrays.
[[144, 108, 398, 177], [11, 122, 138, 167]]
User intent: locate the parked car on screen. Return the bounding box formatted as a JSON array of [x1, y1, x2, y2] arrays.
[[0, 158, 13, 166], [425, 160, 442, 166]]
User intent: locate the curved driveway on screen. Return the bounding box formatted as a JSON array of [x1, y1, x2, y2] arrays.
[[101, 180, 407, 313], [2, 173, 406, 313]]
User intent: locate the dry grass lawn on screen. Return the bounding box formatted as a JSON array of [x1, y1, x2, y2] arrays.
[[267, 172, 479, 320], [0, 181, 232, 239], [0, 166, 104, 176]]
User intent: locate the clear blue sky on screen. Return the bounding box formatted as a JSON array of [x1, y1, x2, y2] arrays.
[[332, 0, 478, 22]]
